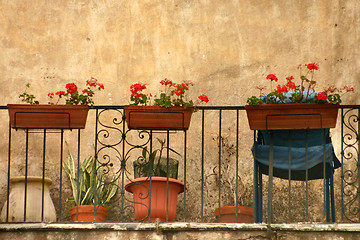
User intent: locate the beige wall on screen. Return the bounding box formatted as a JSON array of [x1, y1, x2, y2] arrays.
[[0, 0, 359, 106], [0, 0, 359, 222]]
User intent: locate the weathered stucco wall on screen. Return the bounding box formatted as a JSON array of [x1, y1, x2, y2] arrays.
[[1, 0, 359, 106], [0, 0, 359, 223]]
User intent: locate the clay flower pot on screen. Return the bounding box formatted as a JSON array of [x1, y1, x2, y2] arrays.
[[245, 103, 339, 130], [7, 104, 89, 129], [125, 176, 184, 222], [0, 176, 56, 222], [70, 205, 108, 222], [124, 105, 194, 130], [215, 206, 254, 223]]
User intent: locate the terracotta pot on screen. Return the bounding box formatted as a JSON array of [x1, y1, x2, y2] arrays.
[[124, 105, 194, 130], [7, 104, 89, 129], [245, 103, 339, 130], [125, 177, 184, 222], [215, 206, 254, 223], [70, 205, 108, 222], [0, 176, 56, 222]]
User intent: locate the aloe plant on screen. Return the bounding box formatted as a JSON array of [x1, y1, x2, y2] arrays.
[[63, 151, 117, 206]]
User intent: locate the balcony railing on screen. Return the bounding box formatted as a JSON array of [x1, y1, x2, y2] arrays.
[[0, 105, 359, 224]]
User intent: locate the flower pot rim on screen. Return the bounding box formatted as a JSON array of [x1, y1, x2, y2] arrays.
[[214, 205, 254, 217], [125, 176, 184, 193], [10, 176, 52, 185], [70, 205, 108, 211]]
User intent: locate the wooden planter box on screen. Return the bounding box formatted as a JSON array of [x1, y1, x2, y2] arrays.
[[124, 105, 194, 130], [245, 103, 339, 130], [7, 104, 89, 129]]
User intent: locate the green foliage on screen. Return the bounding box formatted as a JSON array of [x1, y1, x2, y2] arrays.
[[63, 151, 118, 206], [19, 84, 39, 104], [134, 138, 181, 178], [246, 96, 263, 105], [327, 93, 342, 104], [262, 92, 286, 104]]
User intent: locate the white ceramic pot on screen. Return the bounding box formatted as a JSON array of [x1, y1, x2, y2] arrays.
[[0, 176, 56, 222]]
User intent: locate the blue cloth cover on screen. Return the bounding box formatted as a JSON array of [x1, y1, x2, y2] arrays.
[[252, 129, 340, 173]]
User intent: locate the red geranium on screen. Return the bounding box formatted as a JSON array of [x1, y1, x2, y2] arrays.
[[160, 78, 173, 86], [65, 83, 78, 94], [198, 94, 209, 103], [286, 81, 296, 90], [318, 92, 328, 101], [130, 78, 208, 108], [276, 85, 288, 93], [266, 74, 278, 82], [306, 63, 319, 70]]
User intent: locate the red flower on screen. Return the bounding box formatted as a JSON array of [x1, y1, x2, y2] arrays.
[[285, 81, 296, 90], [131, 92, 141, 98], [55, 91, 65, 96], [160, 78, 173, 86], [286, 76, 294, 81], [65, 83, 78, 94], [198, 94, 209, 103], [276, 84, 288, 93], [318, 92, 328, 101], [130, 83, 146, 94], [306, 63, 319, 70], [266, 74, 278, 82], [82, 89, 90, 94], [97, 83, 104, 89], [171, 89, 181, 96], [48, 92, 54, 96]]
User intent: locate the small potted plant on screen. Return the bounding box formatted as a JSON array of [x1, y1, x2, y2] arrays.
[[7, 77, 104, 129], [125, 138, 184, 222], [124, 78, 209, 130], [245, 63, 354, 130], [63, 150, 117, 222]]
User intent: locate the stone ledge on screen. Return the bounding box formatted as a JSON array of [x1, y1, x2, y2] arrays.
[[0, 222, 360, 232]]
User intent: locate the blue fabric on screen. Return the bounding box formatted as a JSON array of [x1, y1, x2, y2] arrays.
[[252, 129, 340, 172], [261, 90, 325, 104], [259, 129, 331, 147]]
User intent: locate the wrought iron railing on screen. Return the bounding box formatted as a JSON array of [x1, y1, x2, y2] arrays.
[[0, 105, 358, 223]]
